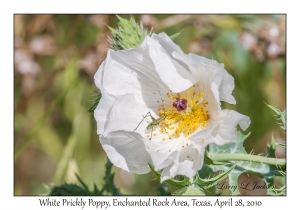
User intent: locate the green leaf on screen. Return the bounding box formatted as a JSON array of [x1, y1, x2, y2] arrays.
[[196, 163, 237, 190], [278, 171, 286, 177], [49, 183, 92, 196], [156, 183, 172, 196], [174, 185, 206, 196], [267, 134, 277, 158], [93, 183, 102, 196], [148, 162, 191, 189], [148, 162, 161, 179], [267, 185, 286, 196], [170, 30, 183, 40], [75, 174, 90, 192], [88, 93, 102, 112], [198, 164, 214, 179], [265, 103, 286, 131], [100, 158, 123, 195], [49, 158, 123, 196], [198, 151, 227, 179], [207, 131, 283, 195], [277, 143, 286, 149], [50, 173, 104, 196], [264, 135, 286, 195], [262, 176, 286, 196]]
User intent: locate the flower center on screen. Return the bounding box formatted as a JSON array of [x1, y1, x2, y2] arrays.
[[158, 85, 210, 139], [173, 98, 188, 112]]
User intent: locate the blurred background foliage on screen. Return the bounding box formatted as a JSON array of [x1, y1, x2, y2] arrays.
[[14, 14, 286, 195]]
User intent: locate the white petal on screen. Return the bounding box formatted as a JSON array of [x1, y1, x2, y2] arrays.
[[190, 125, 217, 142], [218, 67, 236, 104], [143, 136, 184, 171], [151, 32, 187, 63], [100, 130, 152, 174], [160, 143, 205, 182], [94, 60, 116, 135], [147, 36, 197, 93], [147, 149, 178, 171], [101, 48, 172, 111], [154, 34, 236, 105], [103, 94, 151, 136], [204, 109, 251, 146], [186, 53, 236, 104]]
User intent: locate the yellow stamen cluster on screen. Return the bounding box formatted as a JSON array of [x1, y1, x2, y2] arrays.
[[158, 85, 210, 139]]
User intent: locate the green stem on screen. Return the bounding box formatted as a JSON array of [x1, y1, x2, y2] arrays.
[[209, 153, 285, 166], [189, 177, 194, 184]]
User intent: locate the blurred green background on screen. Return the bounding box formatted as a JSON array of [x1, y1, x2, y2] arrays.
[[14, 14, 286, 195]]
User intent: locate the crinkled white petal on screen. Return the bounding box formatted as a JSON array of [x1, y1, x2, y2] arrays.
[[103, 94, 151, 136], [151, 32, 187, 65], [153, 32, 236, 104], [101, 130, 151, 174], [192, 109, 251, 147], [218, 69, 236, 104], [184, 53, 236, 104], [143, 136, 183, 171], [192, 68, 222, 126], [101, 44, 173, 112], [160, 142, 205, 182], [103, 36, 196, 96], [94, 60, 116, 135], [147, 37, 197, 93]]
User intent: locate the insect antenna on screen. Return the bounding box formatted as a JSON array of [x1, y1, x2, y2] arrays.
[[133, 112, 151, 131], [154, 80, 168, 136], [154, 80, 166, 116]]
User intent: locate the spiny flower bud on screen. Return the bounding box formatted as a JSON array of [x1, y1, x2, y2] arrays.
[[108, 16, 149, 51]]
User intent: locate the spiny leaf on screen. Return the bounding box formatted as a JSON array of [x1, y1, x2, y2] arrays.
[[49, 174, 104, 196], [198, 164, 214, 179], [170, 30, 183, 40], [264, 134, 287, 195], [267, 134, 277, 158], [207, 131, 283, 195], [277, 143, 286, 149], [268, 185, 286, 196], [100, 158, 122, 195], [88, 93, 102, 112], [49, 183, 92, 196], [265, 103, 286, 131], [174, 185, 206, 196], [198, 151, 228, 179], [209, 131, 250, 155], [93, 183, 102, 196], [262, 177, 286, 196], [75, 173, 90, 192], [196, 163, 237, 189], [156, 182, 171, 196], [278, 171, 286, 177], [148, 162, 191, 189]]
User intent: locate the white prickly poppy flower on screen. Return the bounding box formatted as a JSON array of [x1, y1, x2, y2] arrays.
[[94, 32, 250, 181]]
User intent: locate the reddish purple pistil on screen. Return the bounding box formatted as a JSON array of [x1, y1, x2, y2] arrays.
[[173, 98, 188, 112]]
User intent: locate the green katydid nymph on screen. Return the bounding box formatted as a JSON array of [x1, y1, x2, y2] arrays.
[[133, 80, 168, 140], [133, 111, 166, 140]]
